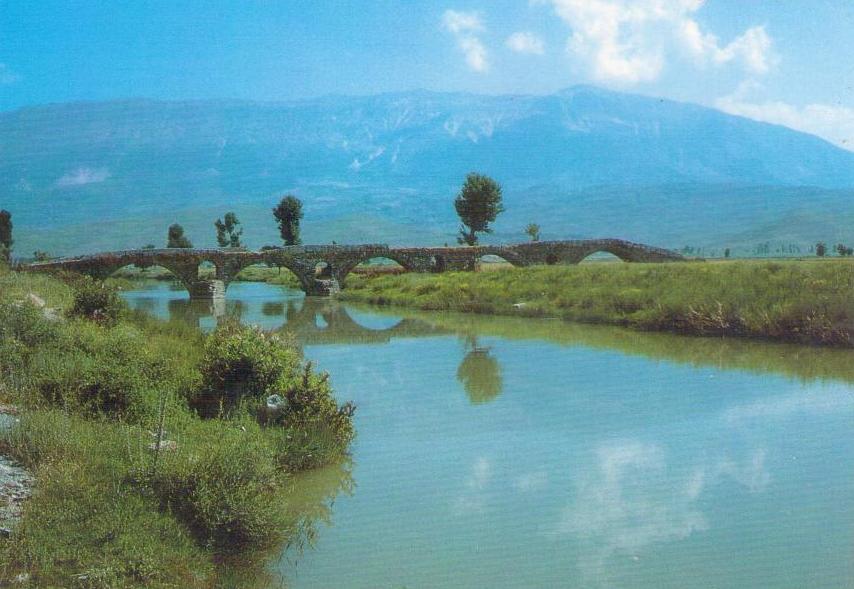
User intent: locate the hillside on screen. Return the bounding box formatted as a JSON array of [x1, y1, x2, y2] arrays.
[[2, 86, 854, 256]]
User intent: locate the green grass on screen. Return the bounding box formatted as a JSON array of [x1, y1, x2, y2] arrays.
[[0, 264, 355, 587], [339, 259, 854, 347]]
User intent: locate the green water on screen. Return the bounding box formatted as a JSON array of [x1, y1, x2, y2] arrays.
[[122, 281, 854, 588]]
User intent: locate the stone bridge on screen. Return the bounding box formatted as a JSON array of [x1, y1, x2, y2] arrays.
[[23, 239, 685, 299]]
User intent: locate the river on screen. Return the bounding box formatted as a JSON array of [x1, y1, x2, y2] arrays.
[[122, 280, 854, 589]]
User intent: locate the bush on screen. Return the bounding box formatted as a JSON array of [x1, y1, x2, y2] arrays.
[[191, 321, 302, 417], [190, 322, 355, 468], [67, 278, 126, 325]]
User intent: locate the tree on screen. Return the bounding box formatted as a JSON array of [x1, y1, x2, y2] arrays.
[[167, 224, 193, 248], [33, 250, 50, 262], [215, 212, 243, 248], [724, 247, 731, 258], [524, 223, 541, 242], [816, 242, 827, 257], [454, 173, 505, 246], [272, 195, 303, 246], [0, 210, 12, 262], [836, 243, 854, 257]]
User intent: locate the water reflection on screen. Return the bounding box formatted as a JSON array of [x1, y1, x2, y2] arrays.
[[120, 281, 854, 588], [214, 459, 355, 589], [456, 337, 503, 404]]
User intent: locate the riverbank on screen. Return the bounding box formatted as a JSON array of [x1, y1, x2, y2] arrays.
[[338, 260, 854, 347], [0, 266, 355, 587]]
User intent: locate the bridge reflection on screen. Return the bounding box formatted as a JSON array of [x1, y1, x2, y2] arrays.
[[164, 296, 451, 345]]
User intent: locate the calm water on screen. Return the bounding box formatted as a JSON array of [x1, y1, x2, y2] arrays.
[[122, 280, 854, 589]]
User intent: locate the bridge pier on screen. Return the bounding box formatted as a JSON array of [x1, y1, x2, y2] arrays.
[[186, 279, 226, 300], [305, 278, 340, 297]]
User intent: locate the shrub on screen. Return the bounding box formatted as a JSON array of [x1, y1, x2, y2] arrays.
[[190, 322, 355, 468], [191, 321, 301, 417], [265, 362, 355, 470], [67, 278, 126, 325]]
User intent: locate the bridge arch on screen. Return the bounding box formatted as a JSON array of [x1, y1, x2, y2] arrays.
[[336, 252, 417, 283], [475, 247, 527, 268], [577, 249, 629, 263]]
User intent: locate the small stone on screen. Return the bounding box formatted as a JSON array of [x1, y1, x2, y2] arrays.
[[26, 293, 46, 308], [0, 528, 11, 538], [147, 440, 177, 452]]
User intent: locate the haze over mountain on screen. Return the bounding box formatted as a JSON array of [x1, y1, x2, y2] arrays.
[[3, 85, 854, 256]]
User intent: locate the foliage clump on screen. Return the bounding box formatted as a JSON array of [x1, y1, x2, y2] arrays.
[[454, 172, 504, 246], [167, 223, 193, 248], [273, 195, 303, 246], [214, 212, 243, 248], [191, 321, 355, 468], [67, 277, 126, 325]]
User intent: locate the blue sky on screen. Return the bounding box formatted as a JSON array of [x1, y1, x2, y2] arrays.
[[2, 0, 853, 148]]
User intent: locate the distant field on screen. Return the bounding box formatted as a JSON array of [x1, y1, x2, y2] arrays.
[[338, 259, 854, 347]]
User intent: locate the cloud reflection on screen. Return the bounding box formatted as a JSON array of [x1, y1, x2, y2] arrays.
[[555, 440, 770, 585]]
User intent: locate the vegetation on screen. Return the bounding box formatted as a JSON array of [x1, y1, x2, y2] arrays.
[[835, 243, 853, 256], [816, 241, 827, 257], [214, 212, 243, 248], [0, 209, 11, 262], [524, 223, 540, 242], [340, 259, 854, 347], [0, 267, 355, 586], [454, 173, 505, 246], [273, 195, 304, 246], [166, 223, 193, 248]]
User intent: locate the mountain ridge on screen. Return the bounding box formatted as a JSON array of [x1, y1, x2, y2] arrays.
[[2, 85, 854, 256]]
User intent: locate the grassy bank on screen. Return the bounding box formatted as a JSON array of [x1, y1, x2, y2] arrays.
[[338, 260, 854, 347], [0, 266, 355, 587]]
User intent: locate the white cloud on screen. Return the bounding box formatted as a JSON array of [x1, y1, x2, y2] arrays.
[[0, 63, 20, 85], [442, 10, 489, 72], [543, 0, 776, 83], [506, 31, 545, 55], [442, 9, 484, 34], [716, 83, 854, 151], [55, 167, 111, 187], [459, 36, 489, 71]]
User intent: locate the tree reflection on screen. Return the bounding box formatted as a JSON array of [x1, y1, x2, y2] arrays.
[[456, 337, 503, 404]]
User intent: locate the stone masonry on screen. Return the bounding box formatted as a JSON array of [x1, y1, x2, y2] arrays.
[[24, 239, 686, 299]]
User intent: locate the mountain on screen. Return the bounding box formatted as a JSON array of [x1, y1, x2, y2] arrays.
[[2, 85, 854, 256]]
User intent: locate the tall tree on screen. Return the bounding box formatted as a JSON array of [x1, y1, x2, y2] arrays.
[[525, 223, 541, 242], [167, 224, 193, 248], [272, 195, 303, 246], [454, 173, 505, 246], [0, 209, 12, 261], [214, 212, 243, 248], [816, 242, 827, 257]]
